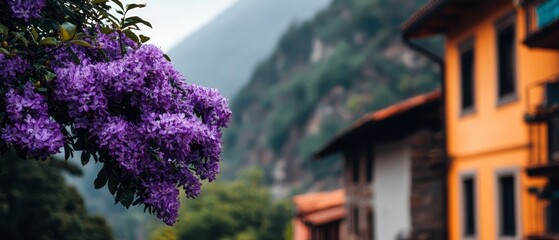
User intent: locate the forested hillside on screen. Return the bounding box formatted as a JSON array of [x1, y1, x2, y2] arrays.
[[224, 0, 440, 197]]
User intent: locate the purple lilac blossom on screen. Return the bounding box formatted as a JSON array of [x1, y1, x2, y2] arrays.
[[52, 40, 231, 225], [142, 182, 180, 225], [1, 83, 64, 159], [0, 54, 30, 83], [6, 0, 46, 21]]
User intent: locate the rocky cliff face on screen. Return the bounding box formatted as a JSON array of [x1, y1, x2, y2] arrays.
[[224, 0, 440, 198]]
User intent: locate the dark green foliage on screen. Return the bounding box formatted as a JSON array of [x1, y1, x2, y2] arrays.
[[172, 168, 293, 240], [0, 153, 113, 240]]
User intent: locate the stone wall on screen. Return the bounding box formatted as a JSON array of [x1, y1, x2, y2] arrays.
[[409, 130, 446, 240]]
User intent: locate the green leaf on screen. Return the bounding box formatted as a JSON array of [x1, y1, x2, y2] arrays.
[[36, 87, 48, 92], [96, 9, 120, 25], [97, 48, 110, 62], [91, 0, 109, 4], [108, 174, 118, 195], [121, 22, 139, 30], [44, 71, 56, 81], [124, 16, 152, 28], [99, 27, 115, 35], [0, 48, 9, 55], [94, 167, 109, 189], [64, 144, 70, 160], [126, 3, 146, 11], [30, 27, 38, 42], [60, 22, 77, 41], [13, 32, 28, 46], [111, 0, 124, 10], [73, 32, 89, 40], [132, 197, 142, 206], [70, 39, 92, 48], [80, 151, 90, 166], [0, 23, 7, 37], [68, 48, 81, 65], [163, 54, 171, 62], [123, 29, 139, 43], [116, 185, 135, 208], [39, 37, 58, 46], [139, 34, 150, 43]]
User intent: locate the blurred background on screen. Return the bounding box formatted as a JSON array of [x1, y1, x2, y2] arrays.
[[2, 0, 445, 239]]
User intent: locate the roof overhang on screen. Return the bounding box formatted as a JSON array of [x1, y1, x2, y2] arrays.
[[314, 90, 441, 160], [302, 206, 346, 226], [292, 189, 345, 215], [402, 0, 490, 39]]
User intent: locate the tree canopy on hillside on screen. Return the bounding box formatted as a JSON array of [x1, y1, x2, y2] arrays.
[[0, 153, 113, 240]]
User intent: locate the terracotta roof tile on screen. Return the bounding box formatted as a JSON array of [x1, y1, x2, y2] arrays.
[[292, 189, 345, 215], [303, 205, 346, 225]]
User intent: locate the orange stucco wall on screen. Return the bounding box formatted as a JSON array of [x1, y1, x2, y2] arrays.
[[444, 3, 559, 240]]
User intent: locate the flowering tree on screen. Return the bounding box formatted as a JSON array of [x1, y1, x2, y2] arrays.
[[0, 0, 231, 225]]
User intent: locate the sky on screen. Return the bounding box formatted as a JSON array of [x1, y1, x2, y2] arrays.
[[122, 0, 238, 51]]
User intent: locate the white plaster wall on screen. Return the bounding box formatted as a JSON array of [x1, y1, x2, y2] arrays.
[[372, 140, 411, 240]]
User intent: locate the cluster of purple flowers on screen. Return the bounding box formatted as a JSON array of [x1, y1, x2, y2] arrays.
[[1, 0, 231, 226], [0, 54, 30, 82], [1, 83, 64, 158], [52, 41, 231, 225], [6, 0, 46, 21]]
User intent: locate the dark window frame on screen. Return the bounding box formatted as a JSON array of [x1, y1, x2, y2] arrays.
[[495, 11, 518, 106], [461, 172, 477, 239], [496, 173, 518, 238], [459, 37, 476, 116]]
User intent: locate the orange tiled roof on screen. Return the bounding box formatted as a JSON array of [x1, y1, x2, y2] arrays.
[[314, 90, 441, 159], [292, 189, 345, 215], [353, 90, 440, 127], [303, 205, 346, 225]]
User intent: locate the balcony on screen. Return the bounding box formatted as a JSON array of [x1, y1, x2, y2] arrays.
[[527, 182, 559, 240], [525, 78, 559, 177], [524, 0, 559, 49]]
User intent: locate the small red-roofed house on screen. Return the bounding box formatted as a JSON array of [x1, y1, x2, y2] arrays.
[[292, 189, 346, 240]]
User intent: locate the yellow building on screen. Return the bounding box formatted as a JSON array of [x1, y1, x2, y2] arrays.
[[402, 0, 559, 239]]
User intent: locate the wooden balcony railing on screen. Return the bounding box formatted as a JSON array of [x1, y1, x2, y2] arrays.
[[525, 77, 559, 176], [527, 182, 559, 240]]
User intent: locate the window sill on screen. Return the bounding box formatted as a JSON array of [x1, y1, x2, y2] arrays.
[[460, 107, 476, 117], [498, 236, 519, 240], [463, 236, 477, 240], [497, 93, 519, 107]]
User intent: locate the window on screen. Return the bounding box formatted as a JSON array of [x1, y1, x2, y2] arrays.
[[498, 175, 517, 237], [366, 148, 374, 183], [352, 151, 360, 183], [462, 176, 476, 237], [496, 13, 517, 101], [459, 39, 475, 112]]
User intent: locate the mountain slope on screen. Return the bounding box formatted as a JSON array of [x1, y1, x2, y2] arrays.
[[168, 0, 331, 98], [224, 0, 440, 197]]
